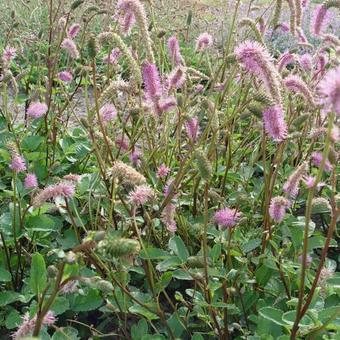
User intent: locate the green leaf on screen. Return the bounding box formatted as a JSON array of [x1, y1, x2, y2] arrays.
[[307, 236, 337, 251], [156, 256, 182, 271], [255, 265, 273, 286], [131, 319, 148, 340], [21, 136, 44, 151], [72, 289, 103, 312], [282, 311, 314, 327], [168, 312, 185, 338], [0, 267, 12, 282], [156, 272, 172, 292], [169, 236, 189, 262], [0, 291, 21, 307], [26, 214, 57, 232], [318, 306, 340, 323], [129, 305, 159, 320], [241, 238, 261, 253], [139, 247, 171, 260], [51, 296, 70, 315], [5, 309, 21, 329], [52, 326, 80, 340], [258, 307, 287, 326], [30, 253, 47, 296]]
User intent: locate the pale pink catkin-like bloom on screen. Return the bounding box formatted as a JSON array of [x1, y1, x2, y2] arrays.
[[168, 66, 186, 89], [318, 66, 340, 115], [311, 4, 330, 36], [284, 74, 315, 106], [67, 23, 81, 38], [157, 164, 170, 178], [12, 311, 56, 340], [2, 46, 16, 63], [142, 62, 162, 101], [214, 207, 241, 228], [61, 38, 79, 59], [185, 116, 199, 142], [277, 52, 295, 72], [311, 151, 332, 172], [196, 32, 213, 52], [167, 36, 183, 66], [10, 154, 26, 173], [278, 23, 290, 32], [299, 54, 313, 72], [103, 48, 121, 65], [32, 182, 75, 207], [24, 173, 38, 189], [58, 71, 73, 82], [283, 162, 308, 197], [27, 101, 48, 119], [156, 96, 177, 115], [63, 173, 81, 182], [128, 184, 154, 206], [161, 203, 177, 233], [99, 103, 117, 123], [269, 196, 290, 222], [235, 40, 282, 104], [115, 0, 136, 36], [129, 149, 142, 167], [262, 105, 287, 142]]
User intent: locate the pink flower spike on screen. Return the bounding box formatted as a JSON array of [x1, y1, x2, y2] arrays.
[[277, 52, 295, 73], [311, 151, 332, 172], [10, 154, 26, 173], [27, 101, 48, 119], [214, 207, 241, 228], [269, 196, 290, 222], [168, 66, 186, 89], [128, 184, 154, 206], [24, 173, 38, 189], [103, 48, 121, 65], [167, 36, 183, 66], [157, 164, 170, 178], [129, 149, 142, 167], [196, 32, 213, 52], [311, 4, 330, 36], [318, 66, 340, 116], [262, 105, 287, 142], [61, 38, 79, 59], [299, 54, 312, 72], [99, 103, 117, 123], [185, 116, 199, 142], [279, 23, 290, 32], [2, 46, 16, 63], [58, 71, 73, 82], [142, 62, 162, 101], [68, 23, 81, 38]]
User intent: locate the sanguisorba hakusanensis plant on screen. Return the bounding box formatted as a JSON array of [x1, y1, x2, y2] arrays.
[[0, 0, 339, 338]]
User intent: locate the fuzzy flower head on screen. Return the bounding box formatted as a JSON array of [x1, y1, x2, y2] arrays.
[[67, 23, 81, 38], [157, 164, 170, 178], [99, 103, 117, 123], [185, 116, 200, 142], [214, 207, 241, 228], [129, 149, 142, 167], [61, 38, 79, 59], [263, 105, 287, 141], [235, 40, 282, 104], [269, 196, 290, 222], [128, 184, 154, 206], [103, 48, 121, 65], [27, 101, 48, 119], [12, 311, 56, 340], [284, 74, 315, 106], [24, 173, 38, 189], [196, 32, 213, 52], [277, 52, 295, 72], [32, 182, 75, 208], [10, 154, 26, 173], [283, 162, 308, 197], [168, 36, 183, 66], [279, 22, 290, 32], [318, 66, 340, 115], [311, 4, 330, 36], [142, 62, 162, 101], [110, 160, 146, 186], [311, 151, 333, 172], [168, 66, 186, 89], [161, 203, 177, 233], [299, 53, 313, 72], [2, 46, 16, 64], [58, 70, 73, 82]]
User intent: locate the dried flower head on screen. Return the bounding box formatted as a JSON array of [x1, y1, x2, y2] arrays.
[[99, 103, 117, 123], [161, 203, 177, 233], [284, 74, 316, 106], [110, 160, 146, 186]]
